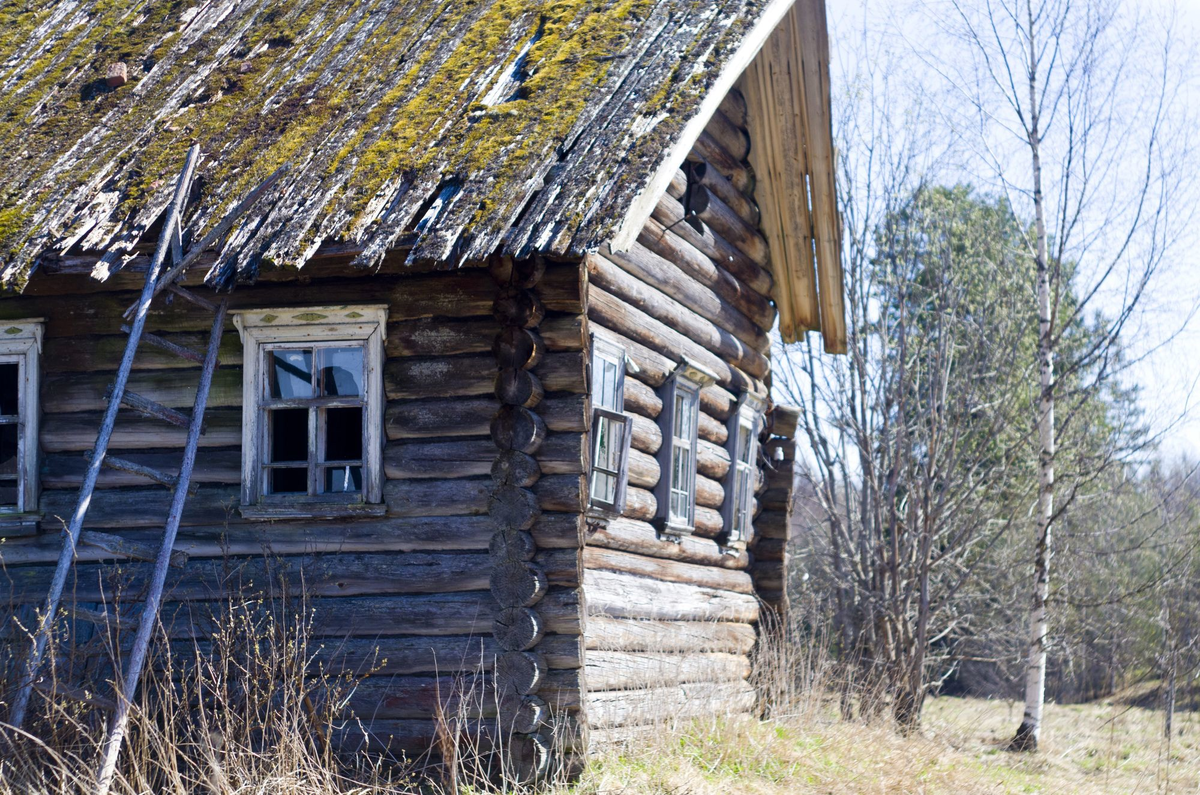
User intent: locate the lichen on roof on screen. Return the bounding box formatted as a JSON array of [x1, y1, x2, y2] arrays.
[[0, 0, 769, 286]]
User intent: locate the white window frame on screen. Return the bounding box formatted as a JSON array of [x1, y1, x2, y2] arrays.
[[588, 335, 632, 515], [0, 319, 43, 528], [654, 360, 716, 537], [723, 393, 765, 548], [232, 306, 387, 519]]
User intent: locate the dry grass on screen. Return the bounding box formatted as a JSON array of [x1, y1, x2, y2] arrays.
[[558, 697, 1200, 795]]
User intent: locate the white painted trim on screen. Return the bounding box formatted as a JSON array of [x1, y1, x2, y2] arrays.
[[0, 320, 44, 515], [608, 0, 797, 252]]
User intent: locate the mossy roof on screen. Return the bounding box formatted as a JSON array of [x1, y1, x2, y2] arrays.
[[0, 0, 771, 286]]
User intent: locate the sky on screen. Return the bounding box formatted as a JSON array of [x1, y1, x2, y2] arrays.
[[823, 0, 1200, 461]]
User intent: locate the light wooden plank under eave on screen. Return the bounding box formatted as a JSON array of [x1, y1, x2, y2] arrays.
[[796, 0, 847, 353]]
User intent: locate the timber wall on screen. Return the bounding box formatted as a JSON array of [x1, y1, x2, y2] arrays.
[[580, 90, 796, 744], [0, 257, 589, 763]]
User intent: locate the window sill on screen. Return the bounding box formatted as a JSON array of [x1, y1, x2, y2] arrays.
[[655, 521, 695, 541], [0, 513, 40, 537], [239, 502, 387, 521]]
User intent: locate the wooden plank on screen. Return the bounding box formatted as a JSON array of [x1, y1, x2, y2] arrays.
[[581, 547, 753, 594], [586, 518, 747, 570], [583, 569, 758, 623], [584, 680, 756, 729], [43, 450, 241, 489], [41, 409, 242, 452], [584, 616, 756, 655], [585, 651, 750, 691]]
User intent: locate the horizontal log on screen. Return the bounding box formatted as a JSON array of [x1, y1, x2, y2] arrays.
[[640, 215, 774, 319], [385, 478, 490, 517], [718, 89, 748, 128], [385, 352, 584, 401], [42, 449, 241, 489], [41, 409, 242, 452], [754, 510, 789, 541], [698, 440, 731, 480], [695, 473, 724, 510], [692, 506, 724, 539], [0, 514, 583, 566], [581, 548, 753, 594], [41, 368, 241, 414], [626, 448, 659, 489], [693, 185, 769, 267], [598, 243, 767, 354], [704, 109, 750, 162], [384, 434, 585, 480], [751, 538, 785, 562], [584, 651, 750, 691], [622, 486, 656, 522], [584, 616, 756, 654], [137, 588, 583, 640], [589, 286, 764, 396], [584, 680, 756, 729], [629, 413, 662, 456], [693, 130, 754, 195], [44, 331, 243, 373], [343, 670, 580, 720], [583, 569, 758, 623], [309, 634, 580, 676], [533, 474, 584, 514], [38, 485, 242, 528], [688, 157, 759, 228], [385, 395, 585, 439], [651, 194, 772, 301], [586, 518, 748, 569], [587, 254, 769, 379], [536, 263, 585, 314]]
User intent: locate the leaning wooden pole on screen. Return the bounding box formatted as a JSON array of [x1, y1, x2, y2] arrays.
[[8, 145, 200, 731], [94, 297, 229, 795]]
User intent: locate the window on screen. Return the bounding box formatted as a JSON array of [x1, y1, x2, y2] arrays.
[[588, 336, 631, 514], [723, 394, 765, 547], [0, 319, 42, 529], [654, 360, 716, 536], [233, 306, 386, 518]]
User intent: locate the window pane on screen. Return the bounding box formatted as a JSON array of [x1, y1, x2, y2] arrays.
[[324, 465, 363, 494], [0, 363, 17, 416], [595, 358, 619, 410], [738, 422, 754, 463], [324, 407, 363, 461], [270, 350, 313, 399], [0, 480, 17, 507], [0, 424, 17, 478], [591, 471, 615, 503], [270, 468, 307, 494], [270, 408, 308, 462], [320, 347, 363, 397]]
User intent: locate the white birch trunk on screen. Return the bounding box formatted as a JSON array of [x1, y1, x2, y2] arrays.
[[1013, 5, 1054, 751]]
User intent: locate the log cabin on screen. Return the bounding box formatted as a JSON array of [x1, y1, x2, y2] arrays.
[[0, 0, 844, 779]]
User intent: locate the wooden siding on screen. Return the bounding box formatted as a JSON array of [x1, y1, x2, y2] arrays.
[[0, 261, 588, 763], [580, 94, 796, 744]]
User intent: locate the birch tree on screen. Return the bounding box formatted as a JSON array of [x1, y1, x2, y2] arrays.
[[929, 0, 1196, 751]]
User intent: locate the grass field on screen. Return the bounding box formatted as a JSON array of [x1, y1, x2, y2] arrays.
[[566, 696, 1200, 795]]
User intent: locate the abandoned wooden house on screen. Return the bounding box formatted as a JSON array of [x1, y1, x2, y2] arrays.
[[0, 0, 844, 780]]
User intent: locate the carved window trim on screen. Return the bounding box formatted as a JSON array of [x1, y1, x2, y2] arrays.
[[0, 319, 43, 533], [588, 335, 631, 515], [233, 306, 387, 520], [723, 393, 765, 549], [655, 359, 716, 537]]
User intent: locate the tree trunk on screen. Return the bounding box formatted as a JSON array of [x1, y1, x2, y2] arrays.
[[1012, 6, 1055, 752]]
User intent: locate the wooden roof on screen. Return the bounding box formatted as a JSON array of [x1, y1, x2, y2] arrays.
[[0, 0, 844, 351]]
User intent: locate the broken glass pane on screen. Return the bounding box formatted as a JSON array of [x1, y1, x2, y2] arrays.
[[320, 347, 363, 397], [270, 408, 308, 463], [323, 465, 362, 494], [324, 407, 363, 461], [270, 349, 312, 399], [270, 468, 307, 494], [0, 424, 17, 478]]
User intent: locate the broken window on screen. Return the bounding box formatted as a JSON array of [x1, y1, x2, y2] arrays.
[[0, 321, 43, 521], [233, 307, 386, 517]]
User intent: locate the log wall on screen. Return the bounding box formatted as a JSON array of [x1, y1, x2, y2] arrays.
[[0, 257, 589, 768], [580, 91, 798, 745]]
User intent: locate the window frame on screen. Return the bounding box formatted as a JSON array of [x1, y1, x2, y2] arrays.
[[587, 335, 631, 515], [654, 360, 716, 537], [233, 306, 387, 519], [0, 319, 43, 529], [722, 393, 765, 549]]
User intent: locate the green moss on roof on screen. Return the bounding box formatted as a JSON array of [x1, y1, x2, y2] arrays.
[[0, 0, 770, 283]]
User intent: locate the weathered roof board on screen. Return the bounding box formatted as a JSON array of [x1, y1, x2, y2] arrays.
[[0, 0, 764, 284]]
